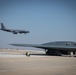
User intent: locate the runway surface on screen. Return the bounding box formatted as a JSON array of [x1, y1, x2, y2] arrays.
[[0, 52, 47, 58], [0, 49, 76, 75]]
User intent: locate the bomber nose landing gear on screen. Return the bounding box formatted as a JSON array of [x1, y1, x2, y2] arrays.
[[26, 52, 30, 57]]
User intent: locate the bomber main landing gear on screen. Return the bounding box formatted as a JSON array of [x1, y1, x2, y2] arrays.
[[45, 49, 61, 56]]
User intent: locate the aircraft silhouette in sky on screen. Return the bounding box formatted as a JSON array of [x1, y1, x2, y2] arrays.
[[0, 23, 29, 34]]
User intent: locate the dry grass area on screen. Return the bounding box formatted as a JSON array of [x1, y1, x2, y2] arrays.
[[0, 49, 76, 75]]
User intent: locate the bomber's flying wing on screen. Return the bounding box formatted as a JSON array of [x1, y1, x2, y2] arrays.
[[10, 41, 76, 56], [10, 43, 76, 51]]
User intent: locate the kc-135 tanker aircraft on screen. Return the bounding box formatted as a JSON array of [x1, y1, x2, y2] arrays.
[[0, 23, 29, 34], [10, 41, 76, 56]]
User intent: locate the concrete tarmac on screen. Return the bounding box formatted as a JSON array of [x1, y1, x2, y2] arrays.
[[0, 49, 76, 75]]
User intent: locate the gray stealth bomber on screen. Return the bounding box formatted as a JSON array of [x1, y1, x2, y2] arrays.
[[0, 23, 29, 34], [10, 41, 76, 56]]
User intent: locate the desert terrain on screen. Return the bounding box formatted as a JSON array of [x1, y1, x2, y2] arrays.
[[0, 49, 76, 75]]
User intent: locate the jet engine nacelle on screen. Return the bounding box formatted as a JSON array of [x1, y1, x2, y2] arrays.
[[13, 31, 17, 34]]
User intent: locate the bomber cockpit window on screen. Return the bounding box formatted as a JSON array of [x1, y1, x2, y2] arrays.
[[65, 43, 72, 46]]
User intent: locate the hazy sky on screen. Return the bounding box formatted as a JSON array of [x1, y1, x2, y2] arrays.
[[0, 0, 76, 49]]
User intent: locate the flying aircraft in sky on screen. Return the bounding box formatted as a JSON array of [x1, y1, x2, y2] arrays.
[[10, 41, 76, 56], [0, 23, 29, 34]]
